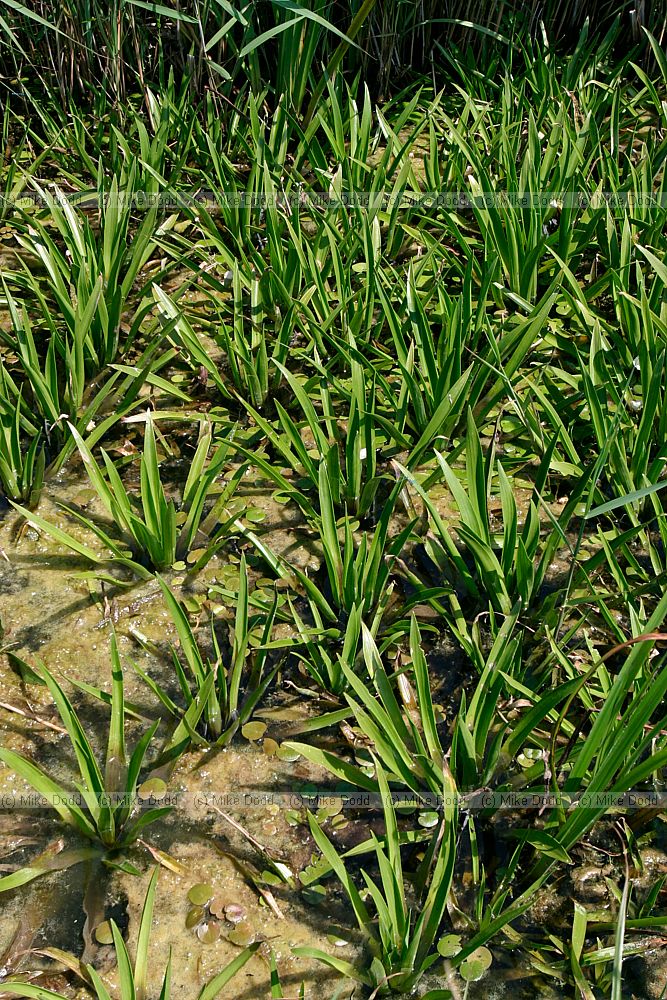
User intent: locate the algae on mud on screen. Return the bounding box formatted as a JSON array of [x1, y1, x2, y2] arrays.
[[0, 486, 360, 996]]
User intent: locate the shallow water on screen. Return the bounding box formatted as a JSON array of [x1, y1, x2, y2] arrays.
[[0, 466, 363, 997], [0, 462, 540, 998], [1, 462, 662, 998]]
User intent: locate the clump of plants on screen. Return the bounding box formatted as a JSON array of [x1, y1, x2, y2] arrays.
[[0, 637, 166, 867], [131, 565, 282, 756], [11, 415, 243, 578]]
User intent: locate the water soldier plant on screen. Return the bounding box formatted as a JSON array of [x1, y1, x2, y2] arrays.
[[0, 7, 666, 999], [131, 567, 283, 756], [0, 637, 166, 871], [9, 169, 163, 372], [10, 415, 243, 578], [296, 762, 457, 995]]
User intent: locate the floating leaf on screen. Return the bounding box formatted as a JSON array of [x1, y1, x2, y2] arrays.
[[73, 489, 97, 506], [197, 921, 221, 944], [224, 903, 246, 924], [186, 905, 205, 929], [244, 508, 266, 523], [94, 921, 114, 945], [460, 947, 492, 982], [437, 934, 462, 958], [241, 721, 267, 741], [188, 882, 214, 906], [227, 920, 255, 947], [209, 896, 227, 918], [137, 777, 167, 800]]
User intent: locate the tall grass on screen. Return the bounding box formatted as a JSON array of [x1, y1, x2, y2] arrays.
[[1, 0, 663, 107]]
